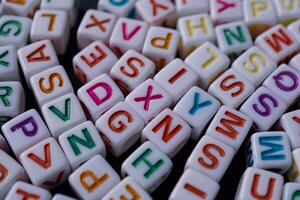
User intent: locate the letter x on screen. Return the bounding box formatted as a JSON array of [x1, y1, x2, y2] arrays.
[[85, 15, 111, 32], [134, 85, 163, 111]]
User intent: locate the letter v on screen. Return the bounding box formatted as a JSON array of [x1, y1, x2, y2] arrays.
[[28, 143, 52, 169], [48, 98, 71, 122], [122, 23, 142, 41]]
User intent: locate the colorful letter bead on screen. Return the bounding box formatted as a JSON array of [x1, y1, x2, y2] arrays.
[[210, 0, 244, 25], [30, 65, 74, 107], [173, 86, 221, 140], [121, 141, 172, 193], [2, 109, 50, 158], [232, 46, 277, 87], [175, 0, 209, 17], [52, 194, 77, 200], [30, 9, 70, 55], [273, 0, 300, 26], [98, 0, 136, 17], [109, 18, 149, 56], [0, 81, 25, 125], [282, 182, 300, 200], [4, 181, 52, 200], [154, 58, 198, 104], [141, 108, 191, 157], [279, 110, 300, 150], [103, 177, 152, 200], [20, 137, 71, 189], [135, 0, 176, 27], [0, 135, 9, 152], [18, 39, 59, 86], [184, 42, 230, 89], [177, 13, 216, 58], [208, 68, 255, 109], [289, 53, 300, 72], [169, 169, 220, 200], [263, 64, 300, 105], [59, 121, 106, 170], [215, 21, 253, 60], [206, 106, 253, 151], [255, 24, 300, 64], [247, 132, 292, 174], [185, 135, 235, 181], [125, 79, 172, 123], [0, 150, 27, 199], [77, 73, 124, 122], [240, 87, 287, 131], [243, 0, 278, 37], [40, 0, 77, 27], [235, 167, 284, 200], [288, 148, 300, 182], [109, 50, 155, 94], [0, 15, 31, 48], [95, 101, 144, 157], [142, 26, 180, 69], [68, 155, 121, 200], [73, 41, 118, 84], [0, 45, 20, 81], [42, 93, 87, 138], [2, 0, 39, 18], [77, 10, 117, 49]]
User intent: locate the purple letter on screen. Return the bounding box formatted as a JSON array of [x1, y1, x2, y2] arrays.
[[10, 116, 38, 137], [273, 71, 299, 92], [252, 94, 278, 116]]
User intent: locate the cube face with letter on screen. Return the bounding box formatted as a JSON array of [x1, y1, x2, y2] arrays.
[[121, 141, 173, 193], [19, 137, 72, 189], [68, 155, 121, 200], [141, 108, 191, 157], [2, 0, 40, 18], [169, 169, 220, 200], [255, 25, 300, 64], [247, 132, 292, 174], [77, 10, 117, 49], [243, 0, 278, 37], [185, 135, 235, 182], [177, 14, 216, 58], [59, 121, 106, 170], [235, 167, 284, 200], [0, 45, 20, 81], [273, 0, 300, 26], [30, 9, 70, 55], [173, 86, 221, 140], [77, 73, 124, 122], [142, 26, 180, 69], [2, 109, 51, 158], [135, 0, 176, 27], [73, 41, 118, 84], [282, 182, 300, 200], [0, 15, 32, 49], [42, 93, 87, 138], [96, 102, 144, 157], [0, 81, 25, 126], [18, 40, 59, 87]]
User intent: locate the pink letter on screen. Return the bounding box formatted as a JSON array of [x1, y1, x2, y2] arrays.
[[87, 82, 112, 106]]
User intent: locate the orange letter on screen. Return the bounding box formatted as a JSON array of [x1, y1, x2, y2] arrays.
[[216, 111, 246, 140], [80, 45, 107, 68], [198, 144, 225, 169], [16, 189, 40, 200], [151, 33, 173, 49], [26, 44, 51, 62], [168, 68, 187, 84], [150, 0, 168, 16], [108, 111, 133, 133], [39, 72, 64, 94], [80, 171, 109, 193], [251, 174, 276, 200], [41, 14, 57, 31], [119, 184, 142, 200], [184, 183, 207, 199], [28, 143, 52, 169], [265, 28, 293, 53], [120, 57, 145, 78], [0, 164, 8, 182], [220, 75, 245, 97], [152, 115, 183, 143]]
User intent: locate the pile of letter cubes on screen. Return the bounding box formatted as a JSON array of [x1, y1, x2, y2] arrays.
[[1, 0, 300, 199]]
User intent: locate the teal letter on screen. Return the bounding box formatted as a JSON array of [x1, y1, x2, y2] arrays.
[[67, 128, 96, 156], [48, 98, 71, 122], [189, 92, 212, 115], [259, 136, 286, 160]]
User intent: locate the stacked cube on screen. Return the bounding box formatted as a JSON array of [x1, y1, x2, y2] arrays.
[[0, 0, 300, 200]]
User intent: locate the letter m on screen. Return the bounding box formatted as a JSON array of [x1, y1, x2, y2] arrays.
[[259, 136, 286, 161]]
